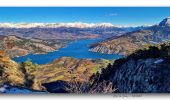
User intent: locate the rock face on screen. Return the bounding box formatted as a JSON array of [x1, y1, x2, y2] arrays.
[[89, 17, 170, 55], [0, 35, 67, 57], [91, 43, 170, 93], [113, 58, 170, 93]]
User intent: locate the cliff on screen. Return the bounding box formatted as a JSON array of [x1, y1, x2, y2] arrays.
[[113, 58, 170, 93]]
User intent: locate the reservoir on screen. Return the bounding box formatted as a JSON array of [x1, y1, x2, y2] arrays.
[[13, 39, 122, 64]]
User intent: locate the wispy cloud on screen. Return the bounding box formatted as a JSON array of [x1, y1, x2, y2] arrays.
[[105, 13, 118, 17]]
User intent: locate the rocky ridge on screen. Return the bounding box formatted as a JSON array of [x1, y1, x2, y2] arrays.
[[92, 43, 170, 93]]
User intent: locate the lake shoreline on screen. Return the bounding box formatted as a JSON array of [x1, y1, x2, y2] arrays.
[[13, 38, 123, 64]]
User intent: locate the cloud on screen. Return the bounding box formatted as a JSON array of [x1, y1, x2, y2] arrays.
[[105, 13, 118, 17]]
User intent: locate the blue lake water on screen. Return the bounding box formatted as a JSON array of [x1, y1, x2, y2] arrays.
[[13, 39, 123, 64]]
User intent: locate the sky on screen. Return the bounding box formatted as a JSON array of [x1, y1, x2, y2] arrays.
[[0, 7, 170, 26]]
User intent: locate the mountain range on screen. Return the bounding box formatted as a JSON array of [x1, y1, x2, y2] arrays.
[[0, 22, 116, 28], [89, 17, 170, 55], [0, 22, 148, 40]]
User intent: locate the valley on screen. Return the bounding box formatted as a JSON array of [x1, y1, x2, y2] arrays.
[[0, 22, 127, 93], [1, 15, 170, 93]]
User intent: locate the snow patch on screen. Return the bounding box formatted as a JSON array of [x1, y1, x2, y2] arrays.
[[154, 59, 164, 64]]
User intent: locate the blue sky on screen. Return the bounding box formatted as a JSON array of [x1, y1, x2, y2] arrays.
[[0, 7, 170, 26]]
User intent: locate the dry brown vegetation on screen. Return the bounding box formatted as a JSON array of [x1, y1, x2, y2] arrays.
[[0, 50, 25, 86], [35, 57, 110, 83]]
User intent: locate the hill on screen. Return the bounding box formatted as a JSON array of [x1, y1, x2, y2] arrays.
[[90, 43, 170, 93], [89, 17, 170, 55], [0, 51, 25, 86], [35, 57, 110, 83], [0, 35, 69, 57]]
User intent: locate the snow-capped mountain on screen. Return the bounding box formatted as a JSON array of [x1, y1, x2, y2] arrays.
[[0, 21, 151, 40], [159, 17, 170, 27], [0, 22, 115, 28], [0, 23, 128, 40]]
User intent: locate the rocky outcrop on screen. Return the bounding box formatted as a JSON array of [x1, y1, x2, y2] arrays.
[[0, 51, 25, 86], [112, 58, 170, 93], [91, 43, 170, 93]]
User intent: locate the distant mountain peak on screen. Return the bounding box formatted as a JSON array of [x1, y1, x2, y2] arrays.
[[0, 22, 115, 28], [159, 17, 170, 27]]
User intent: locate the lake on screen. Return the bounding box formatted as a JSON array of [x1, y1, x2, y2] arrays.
[[13, 38, 123, 64]]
